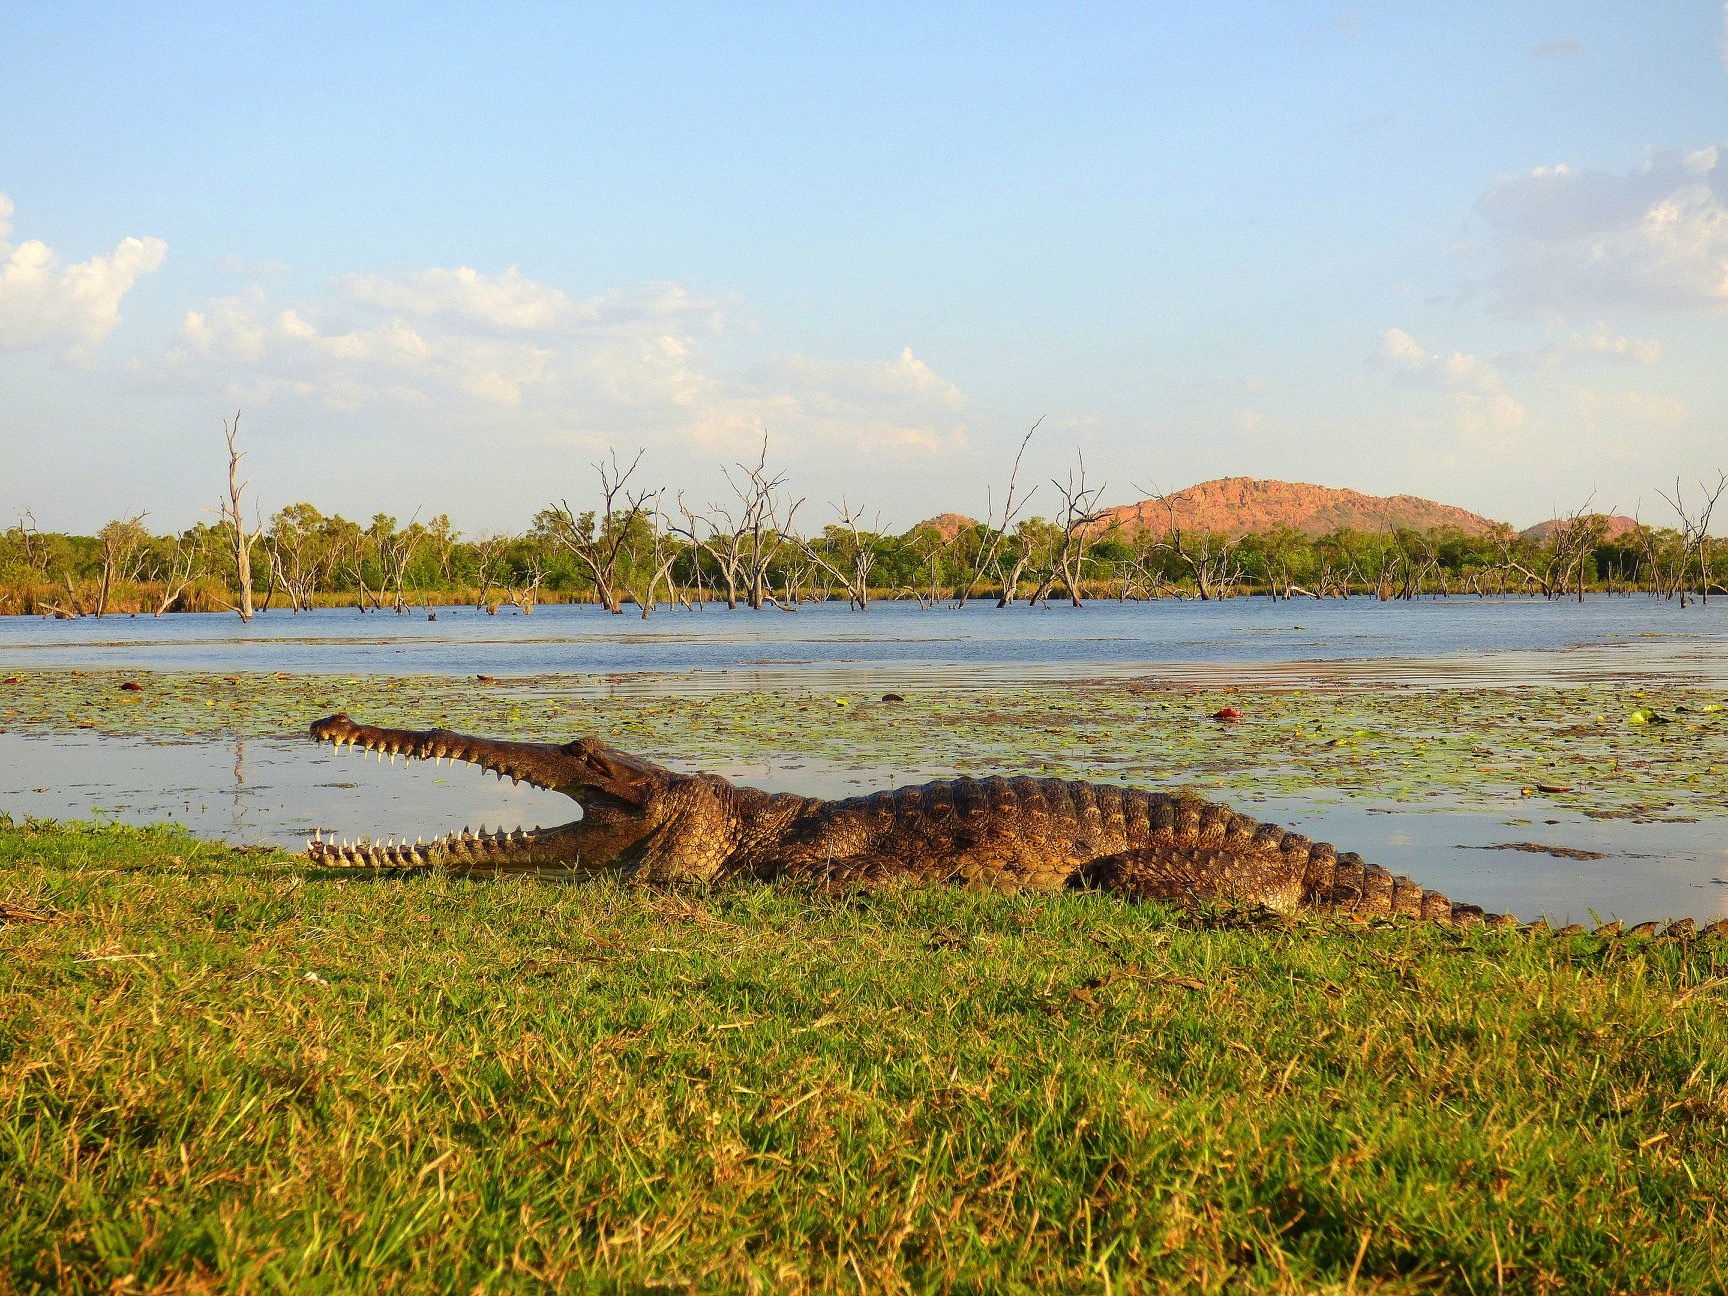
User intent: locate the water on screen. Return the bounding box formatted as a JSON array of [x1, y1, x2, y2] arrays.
[[3, 596, 1726, 689], [4, 596, 1727, 923], [3, 730, 1722, 925]]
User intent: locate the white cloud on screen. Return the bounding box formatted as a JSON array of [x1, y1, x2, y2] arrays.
[[1376, 327, 1525, 445], [176, 297, 550, 407], [0, 190, 167, 354], [339, 267, 724, 337], [1478, 147, 1728, 314], [1575, 387, 1687, 427], [1509, 322, 1663, 368], [712, 347, 970, 453], [1572, 387, 1691, 465], [1559, 323, 1662, 364], [179, 289, 271, 363], [761, 348, 966, 416], [343, 266, 575, 331], [171, 268, 968, 456]]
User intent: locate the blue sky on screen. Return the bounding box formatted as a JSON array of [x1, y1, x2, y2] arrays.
[[3, 1, 1726, 534]]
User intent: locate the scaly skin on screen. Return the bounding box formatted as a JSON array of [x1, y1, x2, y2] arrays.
[[305, 713, 1725, 940]]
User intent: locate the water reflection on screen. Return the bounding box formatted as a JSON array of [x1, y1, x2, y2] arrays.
[[3, 730, 1724, 926]]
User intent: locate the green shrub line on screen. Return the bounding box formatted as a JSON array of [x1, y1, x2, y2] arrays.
[[3, 819, 1725, 1293], [4, 503, 1725, 618]]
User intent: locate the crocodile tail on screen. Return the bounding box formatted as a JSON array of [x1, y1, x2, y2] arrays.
[[1296, 841, 1516, 927], [1299, 843, 1728, 938], [1553, 916, 1728, 941]]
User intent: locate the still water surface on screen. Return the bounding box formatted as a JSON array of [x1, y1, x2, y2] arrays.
[[4, 597, 1726, 923], [2, 596, 1725, 687]]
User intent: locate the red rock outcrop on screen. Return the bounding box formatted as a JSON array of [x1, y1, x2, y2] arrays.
[[906, 512, 981, 541], [1088, 477, 1500, 539], [1520, 514, 1642, 543]]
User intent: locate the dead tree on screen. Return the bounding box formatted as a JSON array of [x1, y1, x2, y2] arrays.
[[995, 517, 1066, 607], [504, 554, 545, 615], [792, 501, 880, 610], [902, 524, 957, 607], [957, 420, 1041, 608], [668, 493, 742, 609], [1659, 473, 1727, 605], [540, 450, 661, 614], [9, 512, 47, 583], [147, 531, 202, 615], [216, 412, 265, 620], [1495, 500, 1608, 601], [329, 520, 376, 612], [1050, 455, 1111, 607], [265, 503, 336, 612], [372, 513, 423, 613], [1144, 486, 1243, 600], [994, 528, 1036, 608], [471, 534, 512, 611], [725, 437, 802, 611], [93, 514, 151, 618], [617, 508, 685, 620]]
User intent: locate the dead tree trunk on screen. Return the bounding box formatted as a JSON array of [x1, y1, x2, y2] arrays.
[[217, 412, 264, 620]]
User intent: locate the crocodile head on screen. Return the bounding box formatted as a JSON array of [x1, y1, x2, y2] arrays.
[[305, 713, 734, 880]]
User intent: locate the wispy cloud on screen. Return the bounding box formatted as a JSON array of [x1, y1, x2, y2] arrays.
[[1572, 387, 1690, 466], [0, 190, 167, 356], [1478, 146, 1728, 314], [1375, 327, 1525, 445], [1507, 322, 1663, 369], [170, 265, 969, 458]]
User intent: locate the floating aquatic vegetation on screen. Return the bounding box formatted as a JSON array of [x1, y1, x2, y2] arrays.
[[0, 667, 1724, 821]]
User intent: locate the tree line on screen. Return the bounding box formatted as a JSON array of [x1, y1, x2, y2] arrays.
[[2, 418, 1724, 618]]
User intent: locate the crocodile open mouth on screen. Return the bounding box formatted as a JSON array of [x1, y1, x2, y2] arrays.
[[305, 713, 592, 870]]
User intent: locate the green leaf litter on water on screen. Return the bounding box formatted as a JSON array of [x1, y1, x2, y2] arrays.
[[4, 667, 1726, 822]]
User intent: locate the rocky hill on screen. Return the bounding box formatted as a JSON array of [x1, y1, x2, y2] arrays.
[[906, 512, 980, 541], [1088, 477, 1500, 539], [1520, 514, 1642, 543]]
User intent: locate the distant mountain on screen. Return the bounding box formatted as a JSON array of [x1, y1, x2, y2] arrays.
[[906, 512, 980, 541], [1088, 477, 1501, 539], [1520, 514, 1642, 543]]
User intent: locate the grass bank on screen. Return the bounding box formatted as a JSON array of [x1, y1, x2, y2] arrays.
[[3, 819, 1726, 1293]]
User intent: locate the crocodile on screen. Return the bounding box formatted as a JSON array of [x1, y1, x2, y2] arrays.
[[303, 713, 1722, 940]]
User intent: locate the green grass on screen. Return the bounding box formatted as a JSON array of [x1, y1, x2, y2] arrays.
[[4, 820, 1727, 1294]]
